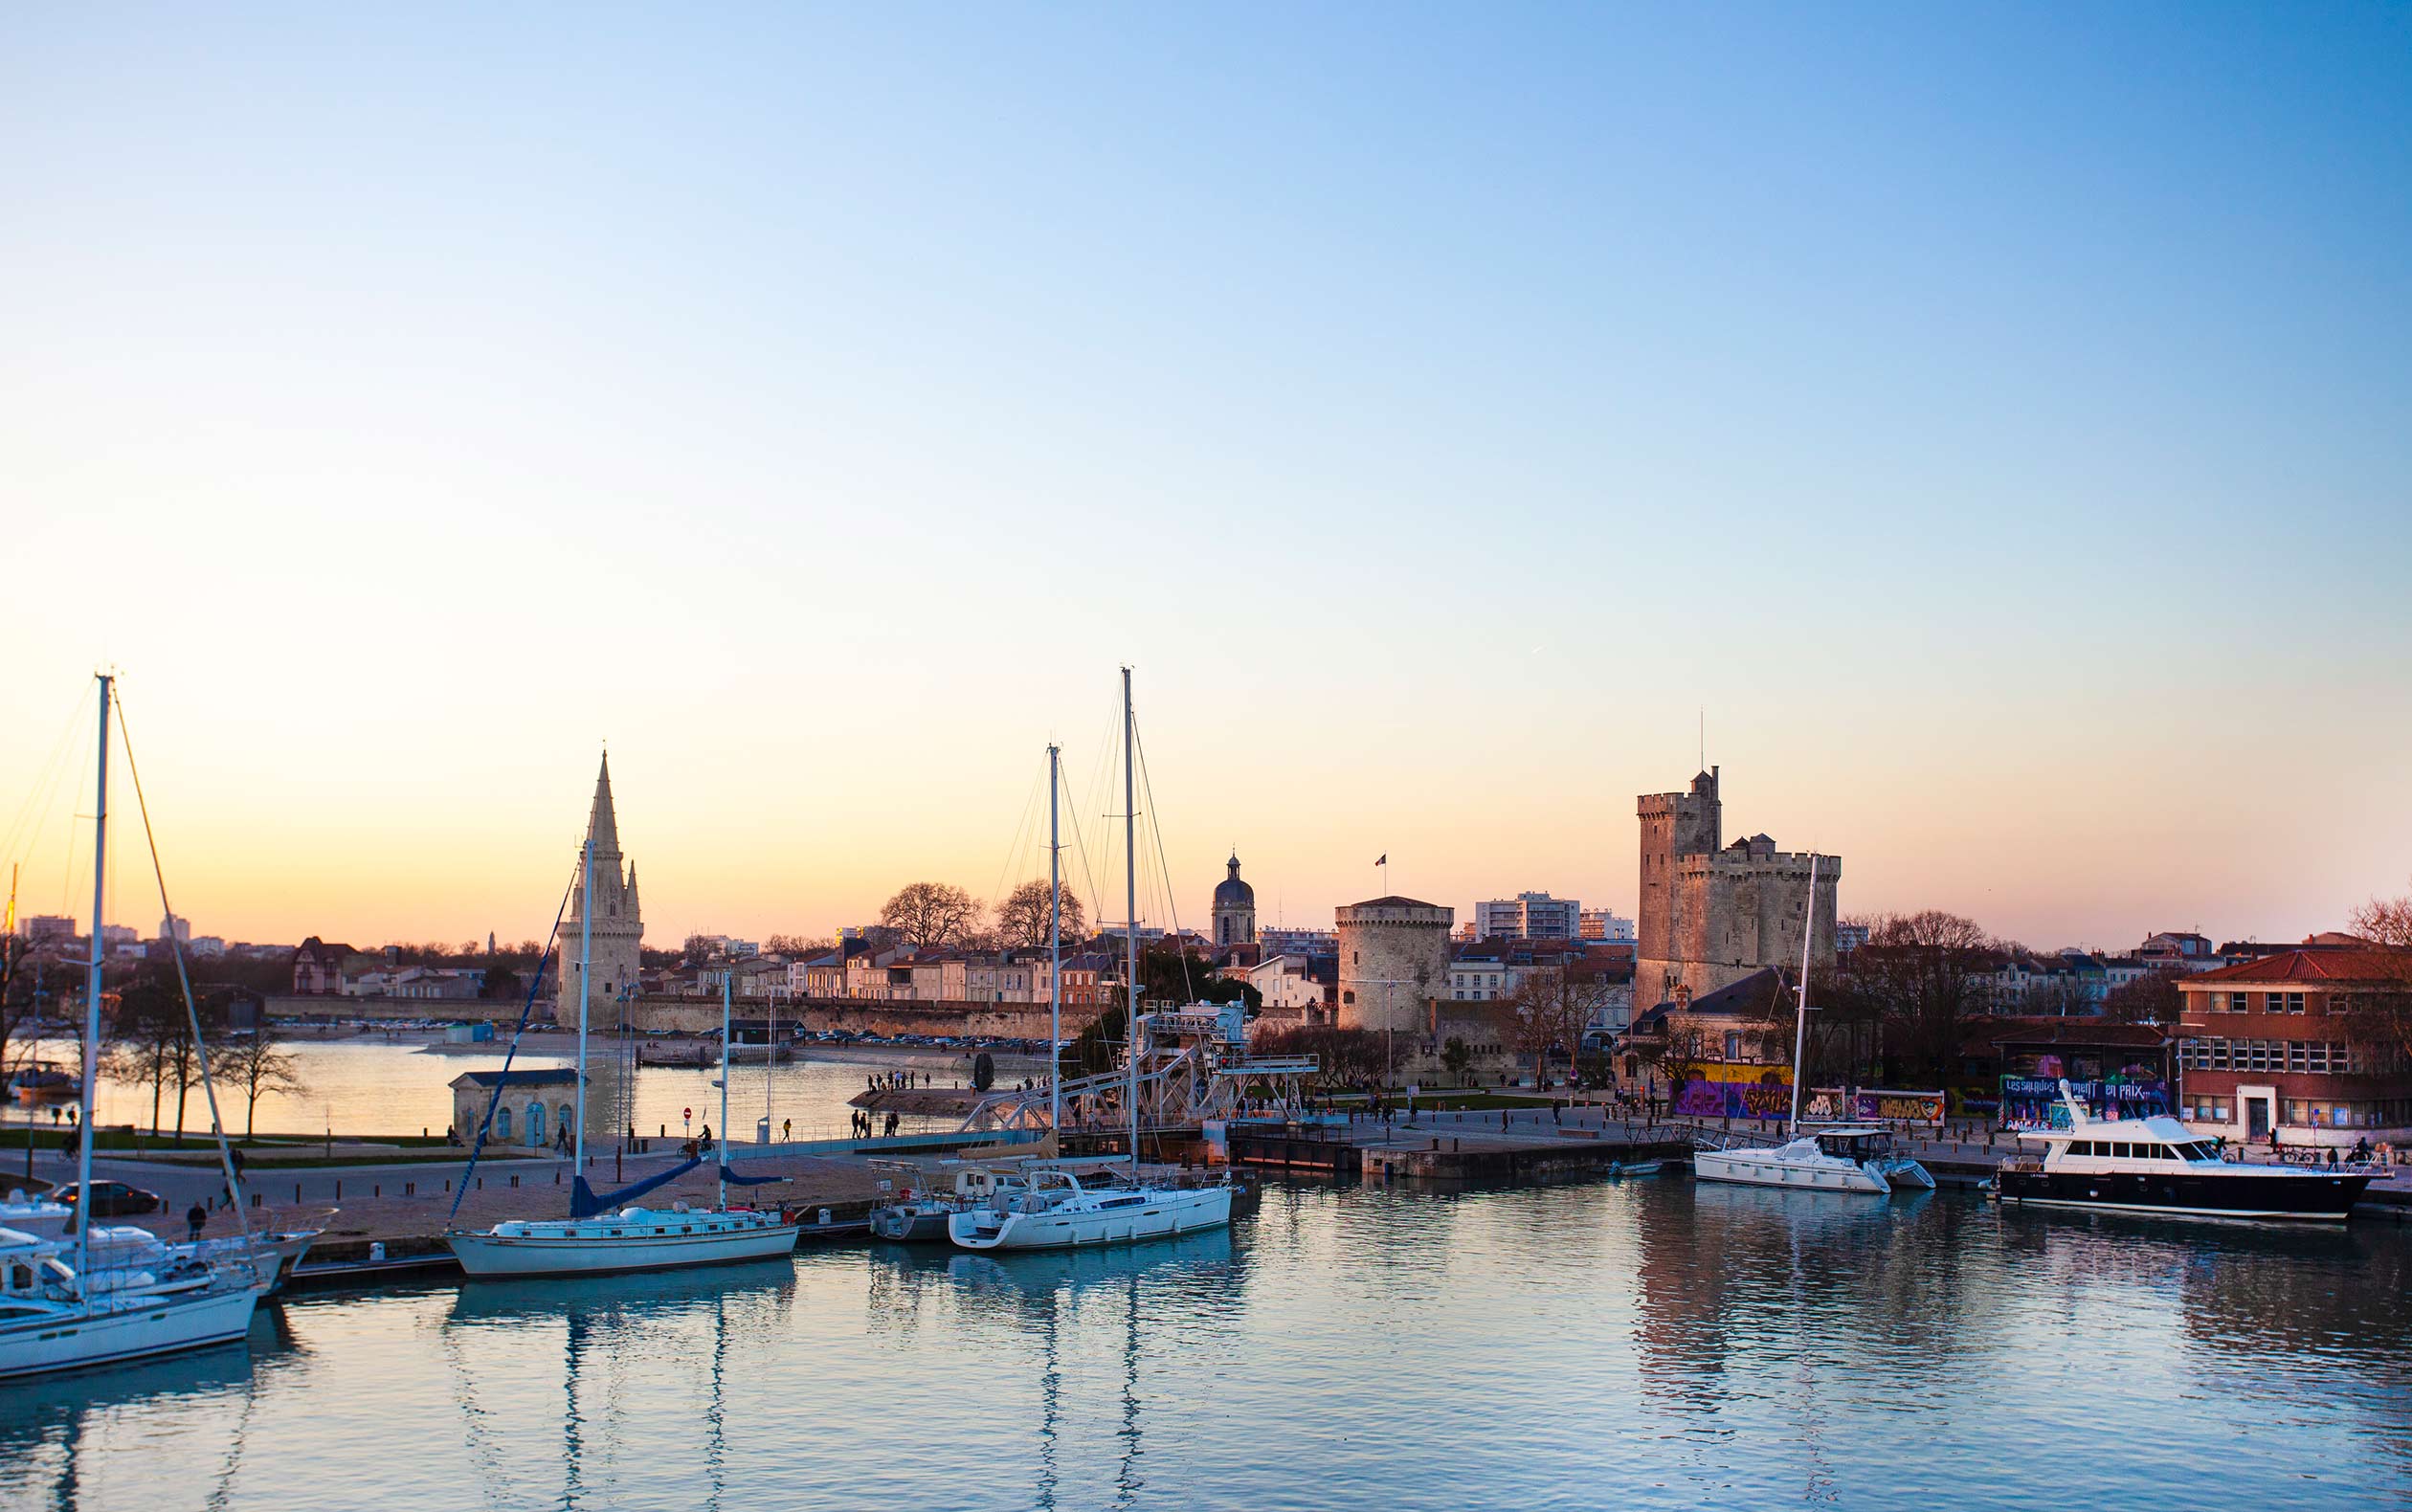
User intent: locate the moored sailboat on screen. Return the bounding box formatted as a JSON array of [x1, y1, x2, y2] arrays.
[[0, 677, 270, 1379], [948, 670, 1234, 1253], [1689, 856, 1936, 1196], [448, 769, 798, 1279]]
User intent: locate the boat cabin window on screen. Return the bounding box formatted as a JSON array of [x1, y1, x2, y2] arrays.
[[1096, 1195, 1146, 1210]]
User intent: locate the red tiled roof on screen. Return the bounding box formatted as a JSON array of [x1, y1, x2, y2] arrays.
[[2186, 948, 2412, 985]]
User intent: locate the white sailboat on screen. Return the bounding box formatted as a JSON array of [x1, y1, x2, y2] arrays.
[[0, 676, 268, 1380], [1689, 856, 1936, 1196], [949, 670, 1233, 1252], [449, 779, 799, 1279]]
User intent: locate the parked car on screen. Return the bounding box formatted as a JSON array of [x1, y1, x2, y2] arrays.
[[57, 1180, 162, 1217]]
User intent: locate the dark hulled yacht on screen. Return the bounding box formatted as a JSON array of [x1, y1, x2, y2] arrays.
[[1996, 1081, 2371, 1222]]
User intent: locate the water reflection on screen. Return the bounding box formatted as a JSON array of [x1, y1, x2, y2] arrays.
[[439, 1262, 799, 1511], [7, 1188, 2412, 1511], [873, 1234, 1241, 1512], [0, 1310, 308, 1512]]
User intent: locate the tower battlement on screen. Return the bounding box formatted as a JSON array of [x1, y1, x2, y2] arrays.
[[1636, 765, 1836, 1007]]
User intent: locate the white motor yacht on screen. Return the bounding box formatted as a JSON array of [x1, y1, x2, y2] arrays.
[[1996, 1080, 2372, 1221], [947, 1167, 1234, 1252], [1693, 1124, 1936, 1194]]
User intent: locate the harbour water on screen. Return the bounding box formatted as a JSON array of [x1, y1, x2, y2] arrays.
[[4, 1179, 2407, 1510], [3, 1035, 998, 1143]]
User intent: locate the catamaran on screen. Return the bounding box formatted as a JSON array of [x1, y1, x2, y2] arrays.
[[448, 773, 799, 1279], [948, 672, 1234, 1252], [0, 676, 272, 1379], [1689, 856, 1937, 1196]]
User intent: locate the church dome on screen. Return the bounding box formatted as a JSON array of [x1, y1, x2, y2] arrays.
[[1214, 854, 1255, 909]]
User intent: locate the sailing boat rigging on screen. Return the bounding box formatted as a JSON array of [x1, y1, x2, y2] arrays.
[[1689, 855, 1937, 1196], [446, 760, 799, 1279], [0, 676, 271, 1379], [948, 669, 1234, 1251]]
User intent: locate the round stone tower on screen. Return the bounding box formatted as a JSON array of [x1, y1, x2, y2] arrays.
[[1336, 896, 1453, 1033]]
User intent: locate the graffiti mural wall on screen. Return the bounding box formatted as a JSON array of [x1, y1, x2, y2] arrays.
[[1672, 1063, 1793, 1120]]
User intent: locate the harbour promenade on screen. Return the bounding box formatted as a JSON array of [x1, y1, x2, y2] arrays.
[[7, 1125, 1048, 1272]]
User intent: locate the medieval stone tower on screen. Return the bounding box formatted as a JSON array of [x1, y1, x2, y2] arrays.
[[555, 753, 644, 1029], [1637, 767, 1838, 1006], [1213, 854, 1257, 946], [1336, 896, 1453, 1033]]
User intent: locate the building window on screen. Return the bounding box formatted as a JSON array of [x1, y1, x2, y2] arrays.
[[2283, 991, 2305, 1013], [2307, 1042, 2329, 1073], [2288, 1041, 2309, 1073]]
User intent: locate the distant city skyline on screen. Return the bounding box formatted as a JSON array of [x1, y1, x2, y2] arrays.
[[5, 9, 2407, 955]]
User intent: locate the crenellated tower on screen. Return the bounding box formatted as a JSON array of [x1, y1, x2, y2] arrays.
[[554, 753, 645, 1028]]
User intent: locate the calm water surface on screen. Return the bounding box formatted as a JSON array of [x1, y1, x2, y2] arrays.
[[3, 1182, 2407, 1511], [4, 1037, 989, 1143]]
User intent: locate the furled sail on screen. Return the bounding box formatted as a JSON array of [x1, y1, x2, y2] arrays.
[[570, 1157, 704, 1218]]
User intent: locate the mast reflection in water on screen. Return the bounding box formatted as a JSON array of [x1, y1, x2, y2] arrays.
[[3, 1185, 2410, 1510]]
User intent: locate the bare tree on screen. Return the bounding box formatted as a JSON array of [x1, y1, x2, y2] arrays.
[[879, 882, 984, 950], [763, 933, 819, 958], [1852, 910, 2000, 1085], [2342, 883, 2412, 1067], [103, 968, 209, 1140], [2103, 969, 2183, 1027], [211, 1028, 305, 1139], [994, 880, 1089, 949], [1506, 968, 1592, 1089]]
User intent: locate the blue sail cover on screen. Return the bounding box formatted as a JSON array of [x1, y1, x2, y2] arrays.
[[718, 1165, 786, 1188], [570, 1156, 704, 1218]]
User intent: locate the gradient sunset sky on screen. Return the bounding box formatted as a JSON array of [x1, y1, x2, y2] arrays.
[[5, 6, 2408, 954]]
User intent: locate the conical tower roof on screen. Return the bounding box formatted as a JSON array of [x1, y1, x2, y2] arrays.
[[585, 752, 620, 857]]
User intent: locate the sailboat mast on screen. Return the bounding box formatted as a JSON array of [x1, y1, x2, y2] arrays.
[[574, 837, 592, 1184], [1789, 853, 1819, 1131], [1048, 742, 1061, 1142], [74, 673, 110, 1288], [1122, 667, 1139, 1173], [719, 970, 731, 1210]]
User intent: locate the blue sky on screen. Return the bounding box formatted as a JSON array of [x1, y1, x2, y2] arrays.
[[3, 6, 2407, 948]]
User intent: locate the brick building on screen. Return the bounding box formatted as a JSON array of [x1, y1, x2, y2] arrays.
[[2177, 947, 2412, 1148]]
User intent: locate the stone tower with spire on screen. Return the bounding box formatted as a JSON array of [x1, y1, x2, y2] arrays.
[[554, 753, 644, 1029]]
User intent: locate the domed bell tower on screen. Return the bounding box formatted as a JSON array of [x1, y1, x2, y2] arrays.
[[1213, 854, 1257, 946]]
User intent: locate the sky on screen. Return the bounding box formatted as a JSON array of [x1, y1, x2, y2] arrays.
[[3, 5, 2408, 955]]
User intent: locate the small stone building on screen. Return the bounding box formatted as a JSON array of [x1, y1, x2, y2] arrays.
[[449, 1067, 586, 1147]]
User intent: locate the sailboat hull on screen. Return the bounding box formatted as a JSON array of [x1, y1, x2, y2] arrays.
[[949, 1185, 1233, 1251], [0, 1285, 261, 1381], [447, 1221, 801, 1278]]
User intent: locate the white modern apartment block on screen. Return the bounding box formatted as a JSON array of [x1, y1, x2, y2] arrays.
[[1474, 892, 1581, 940], [1578, 908, 1636, 944]]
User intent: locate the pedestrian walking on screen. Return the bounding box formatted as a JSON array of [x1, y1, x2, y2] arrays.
[[782, 1118, 793, 1142], [186, 1202, 208, 1242]]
